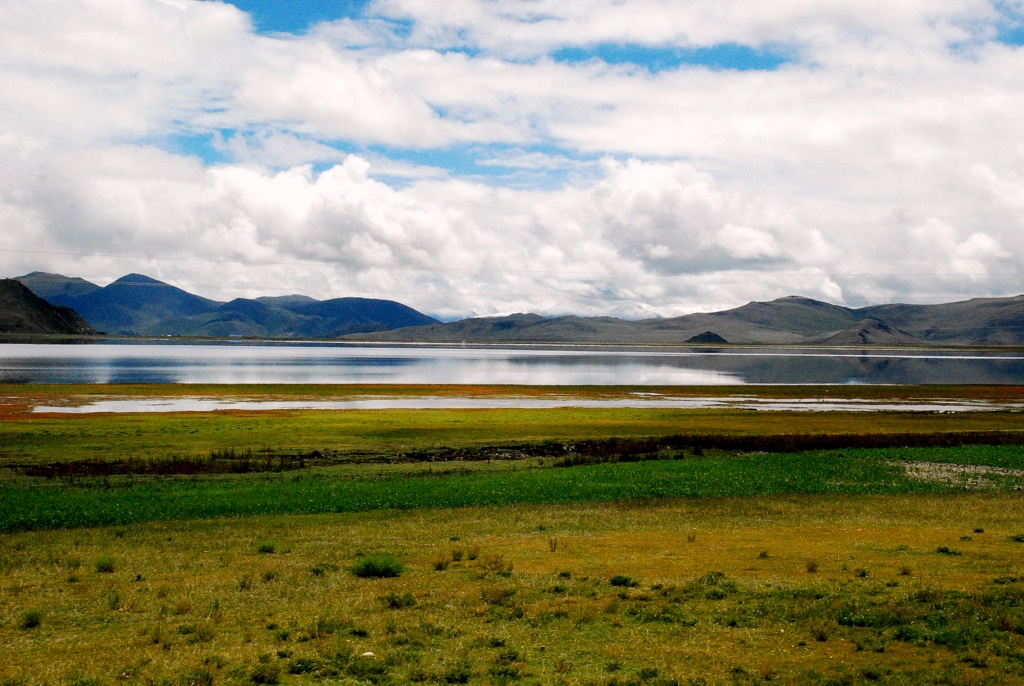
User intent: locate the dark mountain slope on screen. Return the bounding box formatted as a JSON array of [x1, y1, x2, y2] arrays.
[[0, 279, 96, 334]]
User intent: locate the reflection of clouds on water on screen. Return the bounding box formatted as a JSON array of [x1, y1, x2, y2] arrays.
[[2, 342, 1024, 385]]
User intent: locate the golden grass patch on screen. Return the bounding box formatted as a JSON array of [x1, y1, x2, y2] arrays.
[[2, 493, 1024, 684]]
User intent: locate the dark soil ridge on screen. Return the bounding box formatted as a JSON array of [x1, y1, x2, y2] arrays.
[[12, 430, 1024, 479]]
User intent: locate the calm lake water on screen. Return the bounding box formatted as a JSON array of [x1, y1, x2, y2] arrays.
[[2, 341, 1024, 385]]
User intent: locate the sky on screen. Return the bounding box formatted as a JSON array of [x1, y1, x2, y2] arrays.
[[2, 1, 1024, 319]]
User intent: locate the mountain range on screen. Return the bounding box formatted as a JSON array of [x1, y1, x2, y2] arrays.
[[11, 271, 1024, 345], [345, 294, 1024, 346], [14, 272, 437, 337]]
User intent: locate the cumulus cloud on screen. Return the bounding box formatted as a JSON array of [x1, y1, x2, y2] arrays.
[[1, 0, 1023, 317]]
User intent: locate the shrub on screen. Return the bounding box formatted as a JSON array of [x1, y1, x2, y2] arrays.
[[804, 558, 819, 574], [936, 546, 961, 556], [610, 575, 638, 588], [19, 609, 42, 630], [257, 540, 276, 554], [451, 549, 464, 562], [95, 556, 115, 573], [351, 554, 404, 578]]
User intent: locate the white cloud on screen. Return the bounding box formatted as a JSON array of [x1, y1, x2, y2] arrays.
[[369, 0, 999, 57], [1, 0, 1024, 317]]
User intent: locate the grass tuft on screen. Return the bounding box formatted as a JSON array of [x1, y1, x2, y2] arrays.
[[94, 556, 115, 574], [351, 554, 404, 578], [609, 575, 639, 588], [19, 609, 42, 630]]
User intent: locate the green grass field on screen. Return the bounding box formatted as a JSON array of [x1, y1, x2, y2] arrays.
[[2, 384, 1024, 684]]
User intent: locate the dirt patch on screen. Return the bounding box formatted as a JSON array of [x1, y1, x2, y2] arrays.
[[901, 460, 1024, 489]]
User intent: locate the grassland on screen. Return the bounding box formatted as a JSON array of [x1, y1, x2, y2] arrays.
[[3, 495, 1024, 685], [2, 384, 1024, 684]]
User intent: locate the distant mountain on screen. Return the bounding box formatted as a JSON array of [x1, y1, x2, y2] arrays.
[[16, 272, 438, 337], [348, 294, 1024, 346], [859, 296, 1024, 345], [15, 270, 1024, 345], [0, 279, 96, 335], [15, 272, 101, 300]]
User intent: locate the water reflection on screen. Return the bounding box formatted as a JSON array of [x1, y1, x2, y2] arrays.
[[1, 342, 1024, 385]]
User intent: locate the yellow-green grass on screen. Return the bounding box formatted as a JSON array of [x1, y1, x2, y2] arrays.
[[3, 404, 1023, 468], [2, 494, 1024, 685]]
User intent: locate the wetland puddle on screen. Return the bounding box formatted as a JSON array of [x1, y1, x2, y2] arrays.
[[31, 395, 1024, 413]]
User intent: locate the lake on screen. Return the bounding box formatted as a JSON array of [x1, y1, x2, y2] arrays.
[[2, 340, 1024, 385]]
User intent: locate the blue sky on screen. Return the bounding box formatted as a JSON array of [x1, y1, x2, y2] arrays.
[[223, 0, 370, 33], [2, 0, 1024, 316]]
